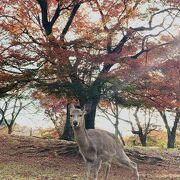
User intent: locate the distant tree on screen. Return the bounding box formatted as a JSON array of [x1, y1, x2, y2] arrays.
[[0, 92, 32, 134], [130, 107, 158, 146], [99, 98, 158, 146], [1, 96, 22, 134], [99, 68, 160, 147]]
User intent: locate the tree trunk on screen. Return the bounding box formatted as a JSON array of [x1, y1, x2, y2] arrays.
[[83, 96, 101, 129], [7, 125, 13, 134], [133, 107, 147, 146], [139, 135, 147, 147], [167, 133, 175, 148], [168, 111, 180, 148], [84, 105, 96, 129], [132, 130, 147, 146], [60, 104, 74, 141], [159, 110, 180, 148]]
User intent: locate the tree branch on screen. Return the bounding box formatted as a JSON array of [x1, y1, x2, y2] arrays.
[[60, 3, 81, 41], [171, 110, 180, 135], [132, 8, 180, 32], [37, 0, 52, 35], [50, 4, 61, 26], [159, 110, 171, 134]]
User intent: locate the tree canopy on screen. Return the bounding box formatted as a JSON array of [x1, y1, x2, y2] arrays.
[[0, 0, 179, 134]]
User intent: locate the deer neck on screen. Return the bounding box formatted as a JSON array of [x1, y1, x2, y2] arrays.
[[74, 126, 89, 150]]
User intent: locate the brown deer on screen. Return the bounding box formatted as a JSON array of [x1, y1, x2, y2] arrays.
[[70, 104, 139, 180]]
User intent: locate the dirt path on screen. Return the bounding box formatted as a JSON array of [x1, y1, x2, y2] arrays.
[[0, 135, 179, 180]]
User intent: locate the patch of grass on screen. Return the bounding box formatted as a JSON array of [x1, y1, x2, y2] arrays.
[[0, 162, 83, 180]]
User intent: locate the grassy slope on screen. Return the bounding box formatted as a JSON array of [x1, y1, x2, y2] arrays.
[[0, 134, 180, 180]]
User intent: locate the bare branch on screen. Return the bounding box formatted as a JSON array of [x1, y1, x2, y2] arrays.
[[132, 8, 180, 32]]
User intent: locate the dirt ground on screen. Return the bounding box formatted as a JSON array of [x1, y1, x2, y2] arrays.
[[0, 134, 180, 180]]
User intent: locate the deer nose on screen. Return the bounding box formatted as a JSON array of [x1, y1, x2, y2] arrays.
[[73, 121, 78, 127]]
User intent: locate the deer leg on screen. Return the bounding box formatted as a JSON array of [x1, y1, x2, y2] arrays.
[[85, 161, 92, 180], [92, 159, 102, 180], [104, 163, 111, 180], [129, 162, 139, 180], [117, 152, 139, 180]]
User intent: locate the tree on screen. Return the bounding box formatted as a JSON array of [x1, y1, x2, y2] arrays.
[[157, 59, 180, 148], [0, 70, 32, 98], [0, 0, 179, 141], [119, 42, 180, 148], [131, 107, 158, 146], [0, 91, 32, 134], [148, 49, 179, 148], [99, 95, 158, 146], [104, 29, 180, 148], [159, 110, 180, 148], [0, 95, 22, 134], [44, 0, 179, 135]]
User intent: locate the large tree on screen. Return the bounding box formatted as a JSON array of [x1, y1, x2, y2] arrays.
[[0, 1, 179, 140]]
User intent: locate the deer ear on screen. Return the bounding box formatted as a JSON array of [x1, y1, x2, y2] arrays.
[[82, 108, 87, 115], [69, 103, 75, 111], [82, 103, 91, 114]]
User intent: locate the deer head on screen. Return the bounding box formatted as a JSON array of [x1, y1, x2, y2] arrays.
[[69, 104, 86, 129]]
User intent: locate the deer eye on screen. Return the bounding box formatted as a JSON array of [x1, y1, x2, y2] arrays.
[[79, 114, 82, 117], [70, 115, 73, 117]]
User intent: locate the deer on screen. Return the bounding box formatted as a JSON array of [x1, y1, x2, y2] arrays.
[[69, 104, 139, 180]]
